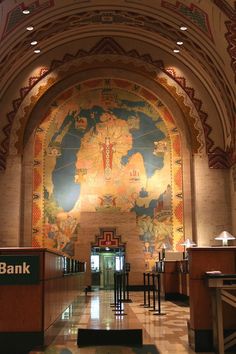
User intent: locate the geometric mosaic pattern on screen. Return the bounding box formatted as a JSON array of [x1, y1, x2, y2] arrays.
[[1, 0, 54, 40], [162, 0, 213, 41]]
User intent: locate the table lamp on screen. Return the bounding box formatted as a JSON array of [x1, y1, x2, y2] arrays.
[[161, 243, 167, 260], [214, 231, 235, 246], [181, 238, 196, 259]]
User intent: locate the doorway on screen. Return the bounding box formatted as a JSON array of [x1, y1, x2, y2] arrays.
[[91, 247, 125, 289]]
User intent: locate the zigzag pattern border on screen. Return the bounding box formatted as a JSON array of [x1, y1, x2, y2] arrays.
[[214, 0, 236, 83], [0, 7, 234, 149], [161, 0, 213, 41], [0, 38, 230, 170], [164, 70, 214, 154], [225, 20, 236, 83]]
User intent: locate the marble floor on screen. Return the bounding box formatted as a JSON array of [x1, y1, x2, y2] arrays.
[[30, 290, 212, 354]]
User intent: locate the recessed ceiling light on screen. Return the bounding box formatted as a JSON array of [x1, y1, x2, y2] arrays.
[[180, 25, 187, 31], [173, 48, 180, 53], [22, 9, 30, 15], [31, 40, 38, 46], [26, 26, 34, 31], [177, 41, 183, 45], [34, 49, 41, 54]]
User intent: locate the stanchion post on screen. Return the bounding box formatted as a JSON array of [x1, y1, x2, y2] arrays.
[[149, 273, 157, 312], [115, 272, 127, 316], [153, 273, 166, 316], [122, 271, 126, 301], [140, 272, 147, 306], [144, 272, 151, 308], [121, 271, 132, 303], [125, 272, 132, 303], [110, 271, 117, 307]]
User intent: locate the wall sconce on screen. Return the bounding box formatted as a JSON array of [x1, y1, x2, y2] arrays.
[[181, 238, 196, 259], [214, 231, 235, 246]]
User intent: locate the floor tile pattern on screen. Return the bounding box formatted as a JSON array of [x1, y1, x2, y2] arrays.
[[30, 290, 213, 354]]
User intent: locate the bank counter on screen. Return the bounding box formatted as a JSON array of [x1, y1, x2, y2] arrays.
[[188, 246, 236, 353], [155, 258, 189, 300], [0, 247, 85, 352]]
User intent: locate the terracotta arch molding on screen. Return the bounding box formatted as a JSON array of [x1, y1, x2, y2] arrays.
[[16, 62, 204, 155], [10, 61, 204, 157], [3, 37, 228, 170]]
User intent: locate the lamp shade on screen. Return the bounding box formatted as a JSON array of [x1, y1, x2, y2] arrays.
[[215, 231, 235, 246], [162, 243, 167, 249], [180, 238, 196, 248]]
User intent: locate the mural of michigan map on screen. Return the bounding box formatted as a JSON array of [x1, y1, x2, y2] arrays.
[[33, 79, 183, 264]]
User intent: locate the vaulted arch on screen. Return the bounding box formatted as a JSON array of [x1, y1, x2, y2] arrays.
[[0, 1, 234, 254]]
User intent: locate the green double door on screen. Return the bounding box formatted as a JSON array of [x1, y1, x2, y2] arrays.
[[100, 253, 115, 290], [91, 248, 124, 289]]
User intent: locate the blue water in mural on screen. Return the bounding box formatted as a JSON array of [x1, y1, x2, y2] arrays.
[[117, 111, 165, 176], [131, 198, 158, 217], [51, 102, 165, 212]]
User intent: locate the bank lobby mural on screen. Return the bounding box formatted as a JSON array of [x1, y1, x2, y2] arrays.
[[33, 78, 183, 268]]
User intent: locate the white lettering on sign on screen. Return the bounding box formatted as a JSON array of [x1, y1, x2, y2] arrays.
[[0, 262, 31, 274]]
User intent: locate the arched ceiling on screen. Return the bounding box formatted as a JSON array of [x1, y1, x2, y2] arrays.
[[0, 0, 235, 170]]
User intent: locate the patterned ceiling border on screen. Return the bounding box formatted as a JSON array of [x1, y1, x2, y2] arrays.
[[1, 37, 231, 171], [158, 74, 204, 153], [1, 0, 54, 40], [12, 57, 203, 155], [213, 0, 236, 18], [1, 1, 213, 41], [225, 20, 236, 82], [0, 8, 234, 123], [161, 0, 213, 41], [214, 0, 236, 84]]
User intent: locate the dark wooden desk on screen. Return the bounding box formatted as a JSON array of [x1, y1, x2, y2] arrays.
[[206, 274, 236, 354], [188, 247, 236, 352], [156, 260, 189, 300]]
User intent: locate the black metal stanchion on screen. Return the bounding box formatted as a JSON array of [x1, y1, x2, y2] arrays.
[[110, 272, 117, 307], [119, 263, 132, 303], [121, 271, 132, 303], [112, 272, 119, 311], [149, 273, 157, 312], [140, 272, 147, 306], [115, 272, 127, 316], [145, 272, 151, 308], [125, 271, 132, 303], [153, 273, 166, 316], [122, 271, 126, 302]]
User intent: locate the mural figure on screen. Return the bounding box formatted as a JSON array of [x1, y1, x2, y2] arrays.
[[100, 137, 116, 180]]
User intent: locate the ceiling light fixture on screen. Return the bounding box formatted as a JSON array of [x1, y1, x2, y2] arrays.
[[173, 48, 180, 53], [176, 40, 183, 45], [31, 40, 38, 46], [22, 9, 30, 15], [34, 49, 41, 54], [180, 25, 187, 31], [26, 26, 34, 31]]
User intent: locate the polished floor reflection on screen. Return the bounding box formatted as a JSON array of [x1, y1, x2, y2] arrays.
[[30, 290, 212, 354]]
